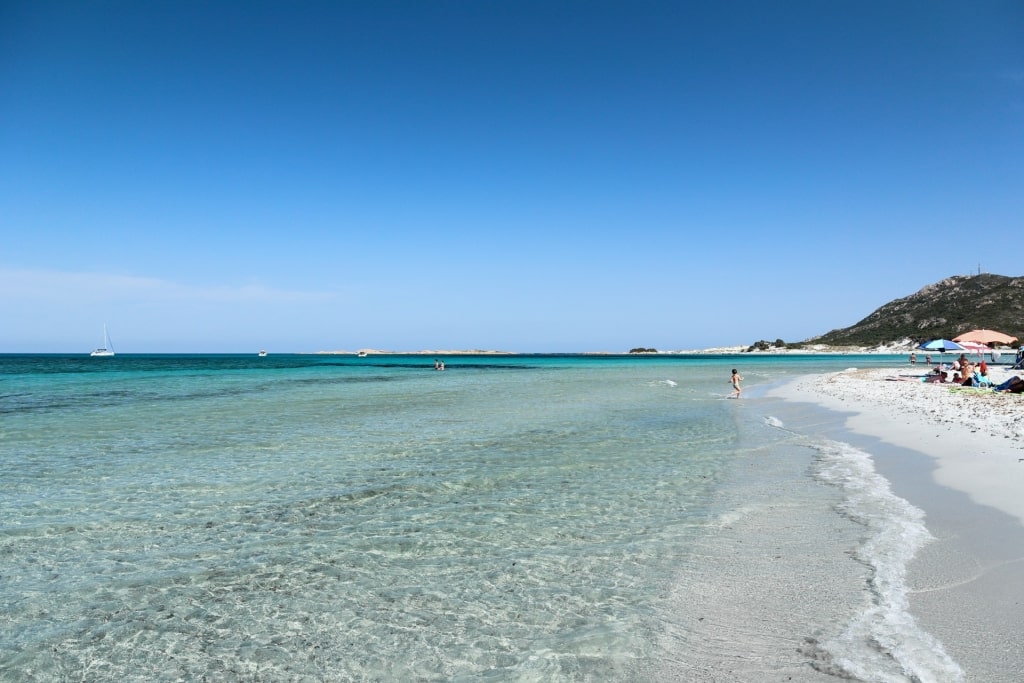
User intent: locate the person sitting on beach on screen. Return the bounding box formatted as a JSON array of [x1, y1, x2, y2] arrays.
[[971, 368, 993, 388]]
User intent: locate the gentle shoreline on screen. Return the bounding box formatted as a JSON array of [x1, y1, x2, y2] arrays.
[[770, 366, 1024, 681], [771, 365, 1024, 525]]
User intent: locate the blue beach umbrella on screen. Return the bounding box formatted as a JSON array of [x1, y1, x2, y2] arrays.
[[918, 339, 966, 352]]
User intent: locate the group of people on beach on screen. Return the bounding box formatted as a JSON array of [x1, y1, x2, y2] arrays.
[[918, 353, 1024, 392], [921, 353, 991, 386]]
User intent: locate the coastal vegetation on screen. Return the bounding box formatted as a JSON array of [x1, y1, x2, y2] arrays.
[[747, 339, 792, 352]]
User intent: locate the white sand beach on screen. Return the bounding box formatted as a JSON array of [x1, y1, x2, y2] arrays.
[[773, 364, 1024, 526], [771, 364, 1024, 681]]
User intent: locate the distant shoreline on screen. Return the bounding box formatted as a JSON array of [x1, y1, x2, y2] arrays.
[[10, 343, 1011, 356], [312, 343, 1012, 356], [315, 349, 516, 356]]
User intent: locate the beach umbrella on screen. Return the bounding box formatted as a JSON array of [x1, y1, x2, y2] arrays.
[[918, 339, 966, 352], [952, 329, 1018, 345], [957, 340, 989, 357]]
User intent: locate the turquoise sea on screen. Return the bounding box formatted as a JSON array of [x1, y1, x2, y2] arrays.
[[0, 353, 966, 681]]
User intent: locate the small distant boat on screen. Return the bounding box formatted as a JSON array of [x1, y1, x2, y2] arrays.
[[258, 350, 267, 357], [90, 325, 115, 357], [357, 351, 368, 357]]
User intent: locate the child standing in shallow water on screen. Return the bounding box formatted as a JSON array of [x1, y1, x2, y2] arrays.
[[730, 369, 743, 398]]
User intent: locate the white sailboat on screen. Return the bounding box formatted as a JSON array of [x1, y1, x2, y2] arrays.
[[90, 325, 115, 357]]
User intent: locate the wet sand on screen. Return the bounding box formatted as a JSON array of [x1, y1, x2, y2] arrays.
[[773, 366, 1024, 681]]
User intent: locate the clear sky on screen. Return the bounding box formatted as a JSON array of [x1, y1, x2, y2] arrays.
[[2, 1, 1022, 353]]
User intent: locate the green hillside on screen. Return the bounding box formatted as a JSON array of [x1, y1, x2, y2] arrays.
[[806, 274, 1024, 348]]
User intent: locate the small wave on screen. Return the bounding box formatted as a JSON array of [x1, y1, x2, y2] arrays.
[[811, 439, 964, 682], [763, 415, 785, 428]]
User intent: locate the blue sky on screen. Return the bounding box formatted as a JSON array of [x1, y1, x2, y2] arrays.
[[2, 1, 1022, 352]]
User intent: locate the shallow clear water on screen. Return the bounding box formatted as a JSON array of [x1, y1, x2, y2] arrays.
[[2, 353, 952, 681]]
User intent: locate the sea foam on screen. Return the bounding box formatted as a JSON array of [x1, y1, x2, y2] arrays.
[[810, 439, 964, 683]]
